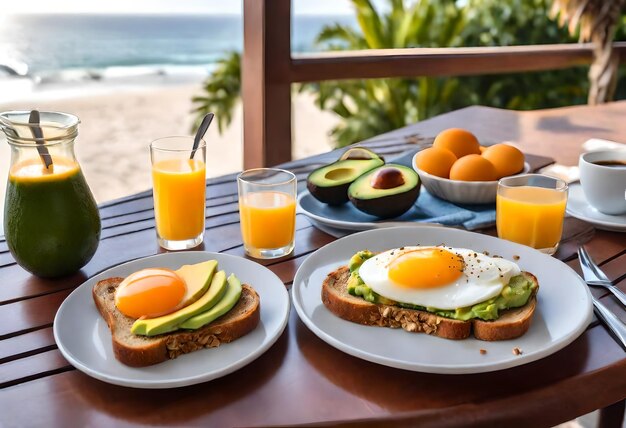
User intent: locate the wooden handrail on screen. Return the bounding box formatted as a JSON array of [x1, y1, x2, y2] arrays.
[[242, 0, 625, 168], [291, 42, 626, 82]]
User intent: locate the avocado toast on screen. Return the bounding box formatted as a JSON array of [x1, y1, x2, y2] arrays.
[[322, 250, 538, 341], [93, 264, 260, 367]]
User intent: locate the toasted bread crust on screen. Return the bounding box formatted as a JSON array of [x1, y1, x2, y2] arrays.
[[93, 277, 260, 367], [321, 266, 538, 341], [473, 272, 538, 341]]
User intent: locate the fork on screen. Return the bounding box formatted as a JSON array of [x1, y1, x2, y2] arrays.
[[578, 247, 626, 307]]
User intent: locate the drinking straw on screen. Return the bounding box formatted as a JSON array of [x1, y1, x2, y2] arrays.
[[28, 110, 53, 169]]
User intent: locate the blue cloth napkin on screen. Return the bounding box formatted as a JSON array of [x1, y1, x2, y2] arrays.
[[391, 150, 496, 230]]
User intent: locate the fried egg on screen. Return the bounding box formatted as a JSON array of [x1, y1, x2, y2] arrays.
[[358, 246, 520, 309], [115, 268, 187, 318]]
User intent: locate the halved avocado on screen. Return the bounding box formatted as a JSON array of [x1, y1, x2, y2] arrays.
[[348, 164, 420, 218], [307, 154, 384, 205]]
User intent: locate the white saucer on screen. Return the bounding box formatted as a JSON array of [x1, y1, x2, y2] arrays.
[[566, 183, 626, 232]]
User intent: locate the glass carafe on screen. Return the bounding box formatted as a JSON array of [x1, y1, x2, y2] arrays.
[[0, 111, 101, 278]]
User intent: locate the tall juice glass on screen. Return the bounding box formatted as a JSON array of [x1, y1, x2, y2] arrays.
[[496, 174, 568, 255], [150, 136, 206, 250], [238, 168, 296, 259]]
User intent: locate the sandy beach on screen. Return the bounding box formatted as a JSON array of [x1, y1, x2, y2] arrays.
[[0, 79, 339, 229]]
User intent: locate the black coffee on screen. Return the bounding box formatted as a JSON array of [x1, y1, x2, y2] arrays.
[[593, 160, 626, 168]]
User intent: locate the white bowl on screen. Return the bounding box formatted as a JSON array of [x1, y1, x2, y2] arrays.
[[412, 153, 530, 204]]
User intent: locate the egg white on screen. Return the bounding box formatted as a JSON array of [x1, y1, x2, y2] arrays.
[[358, 246, 521, 310]]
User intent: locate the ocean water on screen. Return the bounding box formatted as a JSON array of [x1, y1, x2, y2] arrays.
[[0, 14, 355, 83]]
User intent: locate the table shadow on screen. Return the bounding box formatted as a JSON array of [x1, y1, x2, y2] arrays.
[[536, 116, 609, 135], [72, 327, 289, 425], [555, 217, 595, 261], [295, 314, 590, 412]]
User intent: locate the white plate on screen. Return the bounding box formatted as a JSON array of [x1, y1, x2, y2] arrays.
[[292, 226, 592, 374], [54, 251, 290, 388], [297, 191, 443, 233], [566, 182, 626, 232]]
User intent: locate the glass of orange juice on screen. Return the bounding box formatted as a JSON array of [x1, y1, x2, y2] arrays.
[[496, 174, 568, 255], [238, 168, 297, 259], [150, 136, 206, 250]]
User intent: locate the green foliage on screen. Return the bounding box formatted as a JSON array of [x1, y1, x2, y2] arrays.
[[308, 0, 593, 147], [303, 0, 470, 146], [463, 0, 574, 46], [192, 0, 621, 147], [459, 0, 589, 111], [191, 51, 241, 133]]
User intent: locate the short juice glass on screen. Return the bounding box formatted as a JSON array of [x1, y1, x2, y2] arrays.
[[238, 168, 297, 259], [150, 136, 206, 250], [496, 174, 568, 255]]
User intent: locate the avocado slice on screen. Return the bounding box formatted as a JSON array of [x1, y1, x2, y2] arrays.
[[175, 260, 218, 307], [348, 164, 420, 218], [179, 274, 243, 330], [307, 155, 384, 205], [131, 270, 228, 336], [349, 250, 374, 272]]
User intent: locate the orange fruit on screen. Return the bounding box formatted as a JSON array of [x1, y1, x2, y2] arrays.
[[449, 154, 498, 181], [481, 144, 525, 178], [413, 147, 457, 178], [433, 128, 481, 159]]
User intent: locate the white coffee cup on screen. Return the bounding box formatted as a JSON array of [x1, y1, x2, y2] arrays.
[[579, 149, 626, 215]]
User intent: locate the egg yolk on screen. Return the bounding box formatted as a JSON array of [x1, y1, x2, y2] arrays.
[[388, 248, 464, 289], [115, 268, 186, 319]]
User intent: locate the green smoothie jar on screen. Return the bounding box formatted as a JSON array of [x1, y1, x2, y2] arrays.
[[0, 111, 101, 278]]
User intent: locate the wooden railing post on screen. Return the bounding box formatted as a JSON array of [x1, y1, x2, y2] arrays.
[[242, 0, 292, 168]]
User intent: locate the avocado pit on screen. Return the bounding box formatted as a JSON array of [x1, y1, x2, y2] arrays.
[[370, 167, 405, 189]]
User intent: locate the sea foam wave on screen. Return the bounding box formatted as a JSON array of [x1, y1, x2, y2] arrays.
[[0, 63, 212, 103], [37, 63, 212, 84]]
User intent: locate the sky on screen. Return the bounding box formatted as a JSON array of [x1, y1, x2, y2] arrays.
[[1, 0, 355, 15]]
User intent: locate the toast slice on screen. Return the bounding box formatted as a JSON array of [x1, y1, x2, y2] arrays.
[[93, 277, 261, 367], [321, 266, 538, 341]]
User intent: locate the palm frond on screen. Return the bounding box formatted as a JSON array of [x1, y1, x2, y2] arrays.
[[352, 0, 387, 48], [315, 24, 366, 49], [191, 51, 241, 133], [550, 0, 624, 103]]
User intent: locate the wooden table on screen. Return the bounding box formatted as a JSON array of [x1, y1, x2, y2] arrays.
[[1, 103, 625, 427]]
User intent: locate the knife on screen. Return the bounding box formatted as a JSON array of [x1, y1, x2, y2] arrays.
[[577, 250, 626, 350], [589, 297, 626, 351]]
